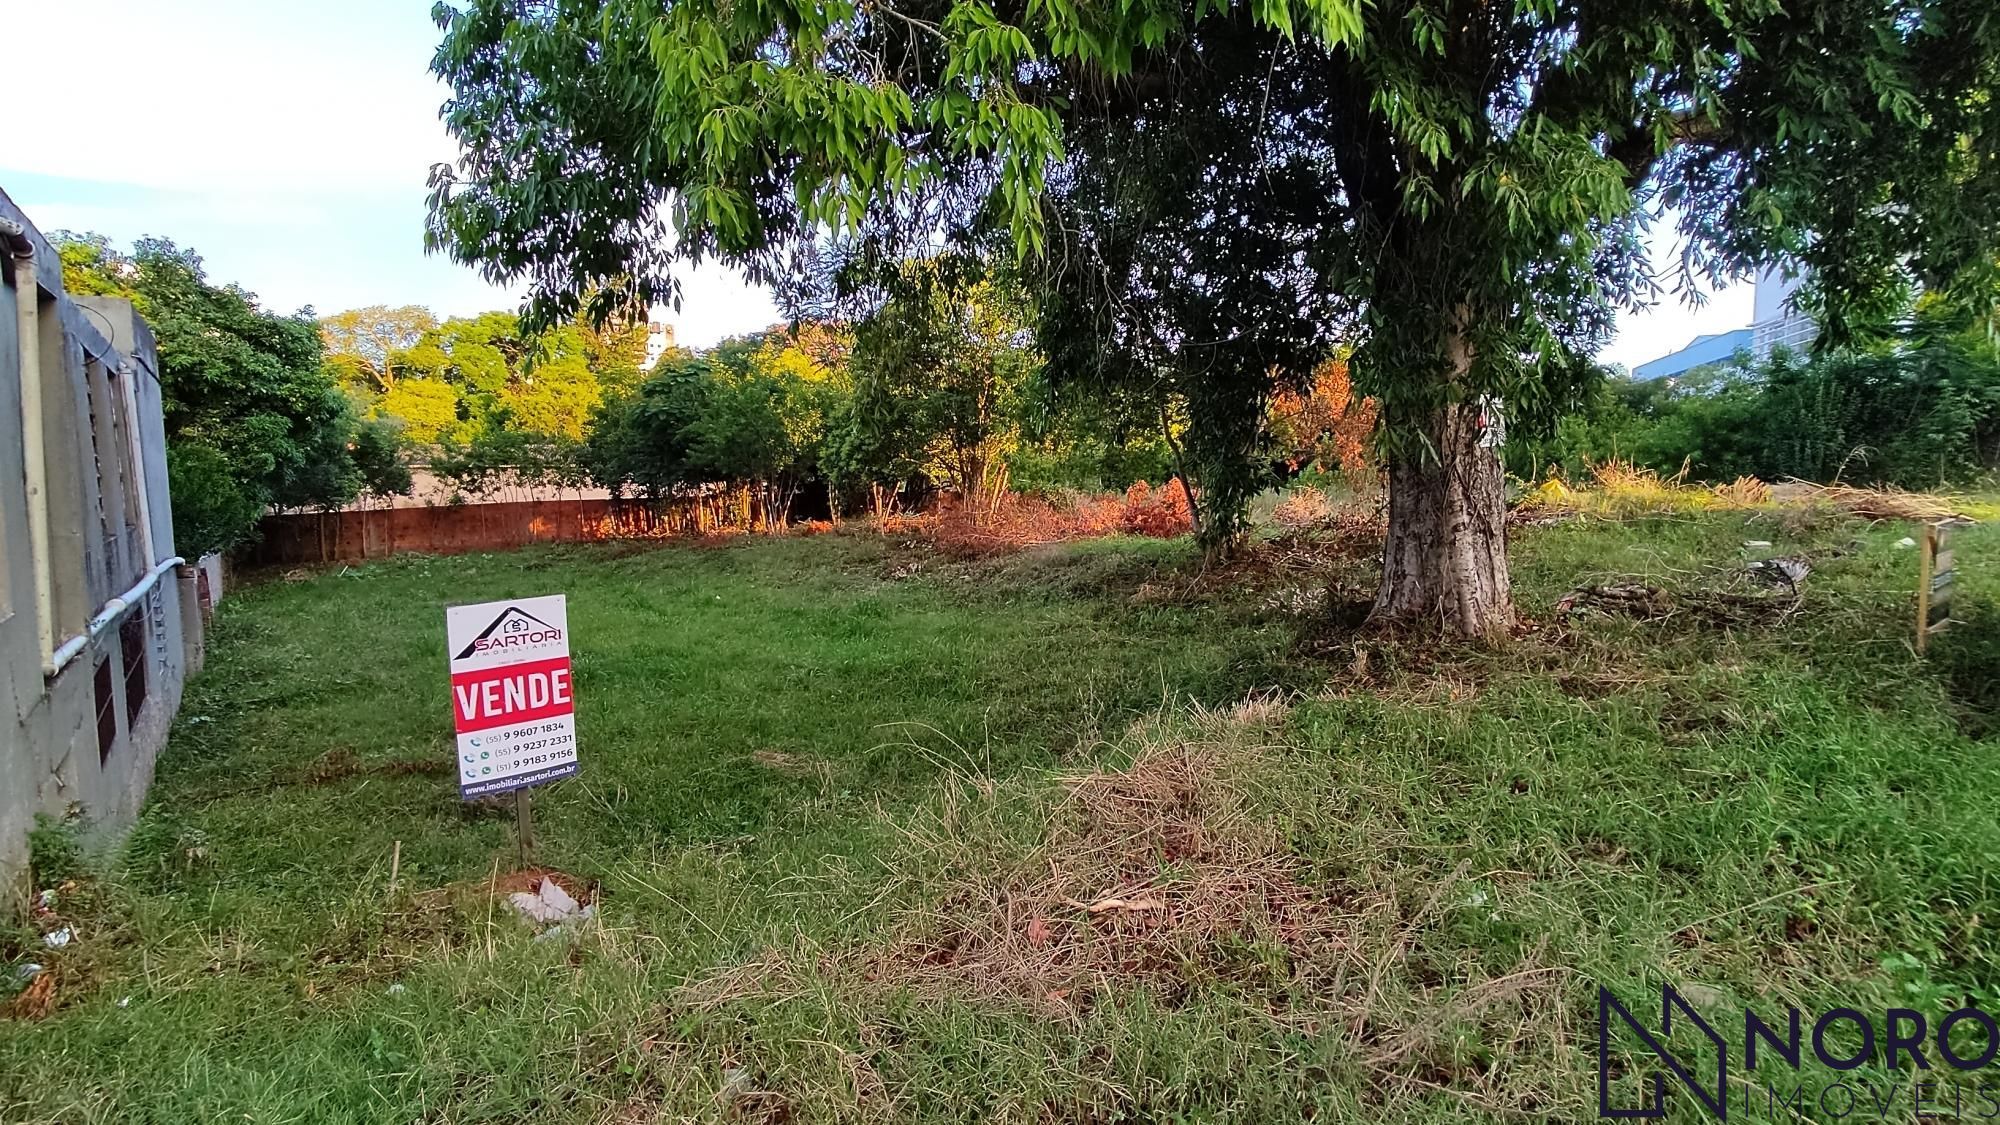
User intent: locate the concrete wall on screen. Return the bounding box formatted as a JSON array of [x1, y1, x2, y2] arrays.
[[1, 189, 196, 909]]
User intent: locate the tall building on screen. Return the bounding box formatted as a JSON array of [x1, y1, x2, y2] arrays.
[[1749, 266, 1817, 359], [1630, 264, 1817, 381], [641, 318, 674, 371]]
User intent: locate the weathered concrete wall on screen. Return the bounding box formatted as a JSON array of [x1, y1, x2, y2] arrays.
[[1, 189, 194, 909]]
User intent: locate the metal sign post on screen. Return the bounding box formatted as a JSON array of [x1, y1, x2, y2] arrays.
[[515, 789, 535, 868], [446, 594, 579, 866]]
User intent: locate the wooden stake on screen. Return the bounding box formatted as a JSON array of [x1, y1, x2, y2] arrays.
[[1917, 522, 1935, 655], [387, 839, 401, 898], [514, 788, 535, 869]]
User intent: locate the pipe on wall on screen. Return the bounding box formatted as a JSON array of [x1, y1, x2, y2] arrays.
[[44, 555, 184, 678], [116, 361, 157, 567], [1, 218, 55, 673]]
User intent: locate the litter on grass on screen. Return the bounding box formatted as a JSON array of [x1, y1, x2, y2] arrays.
[[506, 875, 597, 937], [1746, 556, 1812, 588]]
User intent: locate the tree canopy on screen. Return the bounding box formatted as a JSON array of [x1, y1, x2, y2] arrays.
[[319, 304, 437, 393], [587, 324, 851, 522], [325, 304, 651, 458], [428, 0, 1999, 633], [56, 234, 409, 553]]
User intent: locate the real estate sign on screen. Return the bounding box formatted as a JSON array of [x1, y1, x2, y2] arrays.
[[446, 594, 578, 798]]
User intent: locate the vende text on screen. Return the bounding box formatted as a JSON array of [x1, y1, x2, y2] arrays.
[[451, 656, 574, 732]]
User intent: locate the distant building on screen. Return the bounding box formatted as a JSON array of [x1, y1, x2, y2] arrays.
[[1632, 327, 1755, 381], [1630, 265, 1818, 381], [1750, 266, 1817, 359], [1, 188, 206, 908], [641, 318, 674, 371]]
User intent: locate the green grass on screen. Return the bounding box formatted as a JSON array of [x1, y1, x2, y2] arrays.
[[4, 512, 2000, 1122]]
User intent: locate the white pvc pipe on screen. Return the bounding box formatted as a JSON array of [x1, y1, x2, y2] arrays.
[[45, 555, 184, 678], [3, 219, 55, 667], [117, 360, 157, 566]]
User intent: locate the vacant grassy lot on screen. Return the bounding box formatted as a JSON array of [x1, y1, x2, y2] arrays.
[[5, 509, 1999, 1122]]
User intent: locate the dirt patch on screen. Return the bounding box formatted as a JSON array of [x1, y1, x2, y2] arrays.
[[3, 967, 61, 1021], [414, 865, 597, 909], [292, 747, 454, 787], [296, 867, 600, 996], [863, 703, 1363, 1008], [1555, 572, 1805, 629]]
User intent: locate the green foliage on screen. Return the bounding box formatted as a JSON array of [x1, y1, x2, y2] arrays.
[[318, 305, 438, 393], [338, 308, 613, 449], [430, 427, 589, 499], [1516, 321, 2000, 489], [350, 418, 417, 499], [828, 261, 1036, 506], [26, 815, 87, 888], [163, 443, 267, 557], [586, 328, 851, 520], [53, 233, 407, 553], [428, 0, 2000, 600], [375, 377, 462, 445]]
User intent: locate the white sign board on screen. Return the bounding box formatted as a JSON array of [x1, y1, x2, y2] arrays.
[[446, 594, 578, 799]]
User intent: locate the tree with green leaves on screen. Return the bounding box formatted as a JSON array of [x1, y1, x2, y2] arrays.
[[364, 309, 607, 447], [429, 0, 1999, 636], [830, 259, 1036, 510], [587, 329, 851, 524], [56, 234, 407, 553], [319, 304, 438, 393]]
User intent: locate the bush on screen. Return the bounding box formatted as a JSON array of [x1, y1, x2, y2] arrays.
[[1514, 324, 2000, 490], [167, 443, 267, 555]]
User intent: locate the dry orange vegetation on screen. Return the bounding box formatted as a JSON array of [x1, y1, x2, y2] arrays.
[[881, 480, 1195, 556], [1269, 358, 1380, 475]]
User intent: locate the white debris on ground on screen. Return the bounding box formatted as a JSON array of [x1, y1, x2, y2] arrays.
[[506, 877, 596, 937], [40, 928, 73, 949], [1896, 537, 1918, 549]]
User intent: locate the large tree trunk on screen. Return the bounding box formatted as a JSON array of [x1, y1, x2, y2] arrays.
[[1369, 319, 1513, 638], [1371, 401, 1512, 637]]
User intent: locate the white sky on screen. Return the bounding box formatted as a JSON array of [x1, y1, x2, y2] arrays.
[[4, 0, 1752, 362]]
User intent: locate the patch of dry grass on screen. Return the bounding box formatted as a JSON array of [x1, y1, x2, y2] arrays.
[[674, 695, 1588, 1120], [1520, 459, 1977, 529]]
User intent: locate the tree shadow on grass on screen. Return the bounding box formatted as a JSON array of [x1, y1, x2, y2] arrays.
[[1927, 603, 2000, 739]]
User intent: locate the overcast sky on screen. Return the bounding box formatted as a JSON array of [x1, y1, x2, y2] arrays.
[[6, 0, 1750, 362]]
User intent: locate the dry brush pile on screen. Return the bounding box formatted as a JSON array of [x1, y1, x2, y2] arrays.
[[656, 697, 1593, 1121], [878, 481, 1195, 558]]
